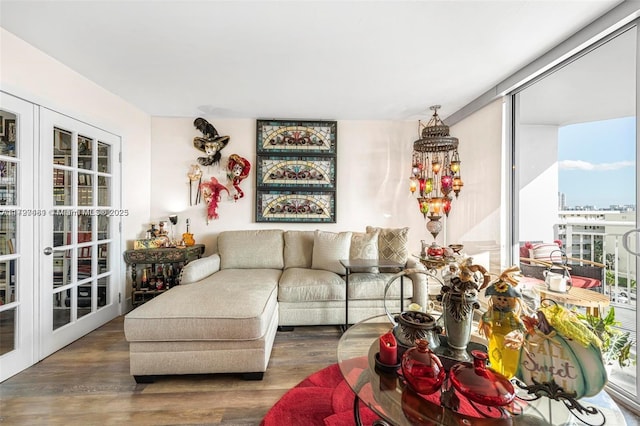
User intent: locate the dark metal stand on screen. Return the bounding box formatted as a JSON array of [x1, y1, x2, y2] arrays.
[[514, 378, 606, 426], [353, 394, 391, 426]]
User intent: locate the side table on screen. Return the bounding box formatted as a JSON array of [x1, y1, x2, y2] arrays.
[[123, 244, 205, 307], [535, 283, 610, 317], [339, 259, 405, 331]]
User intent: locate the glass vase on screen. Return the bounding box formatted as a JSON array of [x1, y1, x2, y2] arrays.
[[401, 339, 446, 395], [449, 350, 515, 407]]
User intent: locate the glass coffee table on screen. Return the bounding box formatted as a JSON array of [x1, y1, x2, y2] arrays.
[[337, 314, 627, 425]]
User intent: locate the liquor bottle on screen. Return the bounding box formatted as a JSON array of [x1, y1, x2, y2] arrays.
[[166, 265, 174, 289], [140, 268, 148, 290], [156, 265, 164, 290]]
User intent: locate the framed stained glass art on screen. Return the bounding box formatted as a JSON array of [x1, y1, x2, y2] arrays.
[[256, 155, 336, 189], [256, 190, 335, 223], [255, 119, 337, 223], [256, 119, 337, 154]]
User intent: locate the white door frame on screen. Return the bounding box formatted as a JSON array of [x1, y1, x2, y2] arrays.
[[38, 108, 122, 357], [0, 93, 37, 382]]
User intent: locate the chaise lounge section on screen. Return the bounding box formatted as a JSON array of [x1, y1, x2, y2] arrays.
[[124, 228, 427, 381]]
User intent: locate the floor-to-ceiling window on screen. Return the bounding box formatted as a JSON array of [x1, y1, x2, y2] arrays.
[[512, 23, 638, 411]]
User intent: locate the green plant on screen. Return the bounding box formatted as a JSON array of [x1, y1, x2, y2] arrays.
[[577, 307, 635, 368]]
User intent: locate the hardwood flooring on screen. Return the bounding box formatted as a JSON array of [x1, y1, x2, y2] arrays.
[[0, 316, 343, 425]]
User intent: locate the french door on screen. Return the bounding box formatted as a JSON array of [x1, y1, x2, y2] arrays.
[[0, 94, 122, 382], [0, 93, 36, 381], [39, 108, 121, 357]]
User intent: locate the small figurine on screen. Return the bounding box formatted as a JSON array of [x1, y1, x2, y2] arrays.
[[147, 223, 158, 238], [182, 218, 195, 246], [158, 221, 168, 236], [478, 266, 525, 379]]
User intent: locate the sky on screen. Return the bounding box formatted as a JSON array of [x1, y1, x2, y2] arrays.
[[558, 116, 636, 208]]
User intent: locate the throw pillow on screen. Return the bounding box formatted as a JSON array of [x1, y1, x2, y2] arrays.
[[529, 242, 563, 263], [284, 230, 315, 269], [349, 230, 380, 273], [366, 226, 409, 268], [311, 230, 352, 275]]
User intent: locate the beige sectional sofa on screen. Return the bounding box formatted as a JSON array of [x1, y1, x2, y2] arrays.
[[124, 228, 427, 382]]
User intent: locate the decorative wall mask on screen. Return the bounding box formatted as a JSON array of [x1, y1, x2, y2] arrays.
[[227, 154, 251, 201], [199, 176, 229, 222], [187, 164, 203, 206], [193, 117, 230, 166]]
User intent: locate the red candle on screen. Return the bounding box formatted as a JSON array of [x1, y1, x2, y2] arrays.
[[379, 331, 397, 365]]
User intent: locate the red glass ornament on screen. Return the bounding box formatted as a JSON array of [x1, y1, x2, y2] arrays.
[[449, 350, 515, 406], [441, 175, 453, 195], [401, 339, 446, 395], [443, 197, 452, 217], [427, 243, 444, 258]]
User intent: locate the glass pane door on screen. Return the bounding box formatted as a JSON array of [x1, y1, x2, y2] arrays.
[[0, 93, 36, 382], [40, 108, 120, 357], [514, 26, 638, 407]]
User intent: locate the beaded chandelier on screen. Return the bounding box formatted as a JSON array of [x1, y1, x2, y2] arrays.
[[409, 105, 463, 239]]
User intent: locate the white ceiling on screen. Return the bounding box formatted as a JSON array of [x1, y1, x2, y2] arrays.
[[0, 0, 624, 121]]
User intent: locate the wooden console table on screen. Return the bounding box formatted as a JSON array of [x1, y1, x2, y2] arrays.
[[123, 244, 205, 307]]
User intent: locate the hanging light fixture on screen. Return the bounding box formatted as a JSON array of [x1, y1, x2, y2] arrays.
[[410, 105, 463, 239]]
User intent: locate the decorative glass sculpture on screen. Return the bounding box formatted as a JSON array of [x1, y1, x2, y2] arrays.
[[449, 350, 515, 407], [401, 339, 446, 395]]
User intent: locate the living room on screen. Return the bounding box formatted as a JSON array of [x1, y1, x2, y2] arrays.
[[1, 1, 639, 424]]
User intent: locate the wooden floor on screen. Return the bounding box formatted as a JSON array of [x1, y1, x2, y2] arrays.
[[0, 315, 343, 425]]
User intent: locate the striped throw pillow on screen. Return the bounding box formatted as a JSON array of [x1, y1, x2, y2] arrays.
[[529, 243, 563, 263]]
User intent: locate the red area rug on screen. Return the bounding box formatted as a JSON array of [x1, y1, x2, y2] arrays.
[[261, 361, 522, 425], [260, 363, 379, 426]]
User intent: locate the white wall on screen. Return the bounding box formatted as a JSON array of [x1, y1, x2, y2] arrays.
[[1, 27, 152, 307], [149, 118, 434, 255], [1, 28, 152, 245], [447, 99, 504, 270], [1, 25, 507, 276], [149, 106, 506, 271], [517, 124, 560, 242]]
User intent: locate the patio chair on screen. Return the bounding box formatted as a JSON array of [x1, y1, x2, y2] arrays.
[[519, 243, 605, 293]]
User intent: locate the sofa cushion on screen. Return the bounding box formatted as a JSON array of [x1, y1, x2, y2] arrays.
[[179, 254, 220, 284], [279, 267, 345, 303], [218, 229, 284, 270], [349, 230, 380, 273], [124, 268, 280, 342], [570, 276, 601, 289], [366, 226, 409, 271], [284, 230, 315, 269], [311, 230, 352, 274], [348, 272, 413, 300]]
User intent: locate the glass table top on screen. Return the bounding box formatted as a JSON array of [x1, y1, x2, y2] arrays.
[[337, 314, 627, 426]]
